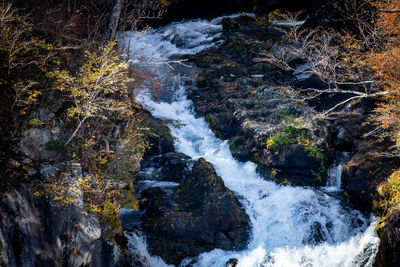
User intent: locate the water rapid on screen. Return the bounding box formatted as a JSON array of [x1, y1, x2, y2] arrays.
[[119, 15, 380, 267]]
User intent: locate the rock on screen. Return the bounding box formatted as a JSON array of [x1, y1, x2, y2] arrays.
[[139, 152, 192, 183], [292, 63, 326, 89], [229, 136, 253, 162], [205, 111, 237, 139], [0, 187, 129, 267], [264, 144, 326, 185], [158, 0, 316, 26], [159, 152, 192, 182], [270, 144, 320, 170], [375, 210, 400, 267], [189, 26, 329, 186], [139, 110, 175, 157], [226, 258, 238, 267], [19, 128, 58, 160], [222, 14, 266, 34], [38, 108, 55, 122], [222, 18, 239, 32], [341, 140, 400, 211], [39, 164, 59, 180], [328, 115, 364, 152], [141, 158, 249, 265]]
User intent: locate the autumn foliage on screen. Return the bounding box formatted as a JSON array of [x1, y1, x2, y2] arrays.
[[366, 1, 400, 148]]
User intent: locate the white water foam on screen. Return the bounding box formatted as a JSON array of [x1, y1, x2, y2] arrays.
[[120, 14, 380, 267], [126, 231, 174, 267]]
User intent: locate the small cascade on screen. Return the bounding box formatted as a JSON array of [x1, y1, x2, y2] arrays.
[[325, 152, 350, 191], [326, 163, 343, 189], [125, 231, 173, 267]]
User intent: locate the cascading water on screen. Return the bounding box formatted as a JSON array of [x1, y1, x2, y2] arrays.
[[119, 15, 380, 267], [324, 152, 350, 192]]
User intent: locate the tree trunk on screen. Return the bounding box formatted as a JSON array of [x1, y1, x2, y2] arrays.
[[65, 116, 88, 146], [108, 0, 124, 41]]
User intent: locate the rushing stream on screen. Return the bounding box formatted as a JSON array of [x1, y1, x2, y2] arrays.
[[119, 14, 380, 267]]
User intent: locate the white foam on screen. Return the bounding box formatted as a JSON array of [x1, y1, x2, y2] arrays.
[[125, 231, 173, 267], [121, 14, 380, 267]]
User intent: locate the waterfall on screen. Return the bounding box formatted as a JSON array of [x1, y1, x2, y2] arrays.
[[119, 14, 380, 267], [325, 152, 350, 191]]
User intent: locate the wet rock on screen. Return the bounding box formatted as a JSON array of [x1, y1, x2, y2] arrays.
[[139, 152, 192, 182], [229, 136, 253, 162], [141, 158, 249, 265], [226, 258, 238, 267], [270, 144, 320, 171], [328, 115, 363, 152], [261, 144, 326, 186], [205, 111, 237, 139], [222, 15, 266, 34], [159, 152, 191, 182], [139, 110, 174, 156]]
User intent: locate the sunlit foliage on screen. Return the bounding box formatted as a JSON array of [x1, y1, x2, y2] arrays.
[[49, 40, 135, 145]]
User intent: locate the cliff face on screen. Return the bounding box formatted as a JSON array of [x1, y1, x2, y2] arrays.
[[0, 187, 129, 267]]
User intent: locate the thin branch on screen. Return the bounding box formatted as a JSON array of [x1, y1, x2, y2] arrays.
[[379, 9, 400, 13], [302, 87, 388, 97]]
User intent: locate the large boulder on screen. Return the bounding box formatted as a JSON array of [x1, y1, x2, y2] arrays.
[[139, 152, 192, 182], [141, 158, 249, 265], [264, 144, 326, 185]]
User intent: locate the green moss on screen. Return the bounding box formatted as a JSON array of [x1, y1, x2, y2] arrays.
[[270, 124, 302, 146], [304, 144, 324, 161]]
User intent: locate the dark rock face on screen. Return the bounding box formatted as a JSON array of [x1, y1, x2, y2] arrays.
[[341, 140, 400, 211], [375, 211, 400, 267], [140, 110, 175, 157], [0, 188, 129, 267], [339, 138, 400, 267], [141, 158, 249, 265]]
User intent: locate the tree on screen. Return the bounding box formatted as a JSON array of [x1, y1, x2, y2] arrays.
[[49, 40, 134, 145], [257, 3, 389, 118], [366, 0, 400, 149]]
